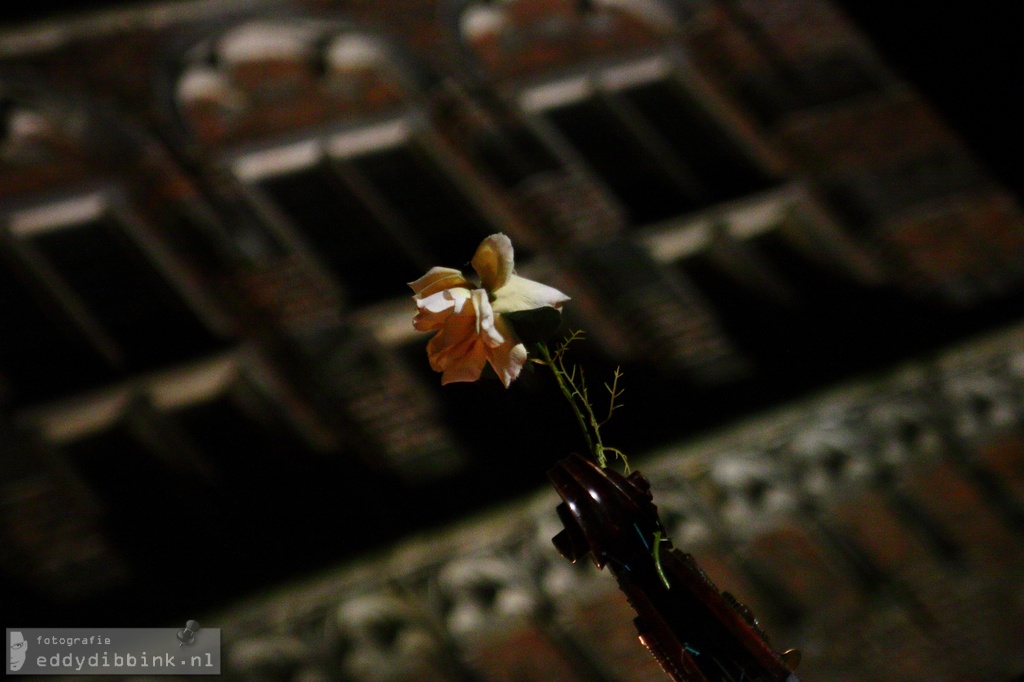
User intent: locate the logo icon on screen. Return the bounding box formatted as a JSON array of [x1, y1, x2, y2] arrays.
[[10, 631, 27, 671], [176, 620, 200, 647]]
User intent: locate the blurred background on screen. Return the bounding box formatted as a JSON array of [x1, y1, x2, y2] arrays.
[[2, 1, 1023, 680]]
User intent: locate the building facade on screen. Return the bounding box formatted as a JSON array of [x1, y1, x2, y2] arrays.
[[2, 0, 1023, 679]]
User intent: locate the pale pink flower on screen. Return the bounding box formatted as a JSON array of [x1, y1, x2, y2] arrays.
[[409, 234, 569, 387]]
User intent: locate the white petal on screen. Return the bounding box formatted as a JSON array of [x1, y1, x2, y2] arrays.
[[418, 289, 453, 313], [489, 341, 527, 387], [492, 275, 569, 314], [448, 288, 472, 313], [419, 287, 472, 313], [471, 288, 504, 348], [471, 233, 515, 293]]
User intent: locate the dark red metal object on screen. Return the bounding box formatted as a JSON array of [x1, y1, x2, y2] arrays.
[[548, 453, 800, 682]]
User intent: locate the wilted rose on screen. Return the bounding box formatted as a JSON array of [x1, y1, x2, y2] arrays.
[[409, 233, 569, 387]]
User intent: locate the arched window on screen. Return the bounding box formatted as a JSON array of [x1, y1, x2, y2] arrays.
[[456, 0, 780, 229], [174, 19, 511, 308], [170, 18, 496, 480], [450, 0, 916, 389], [0, 82, 228, 408]]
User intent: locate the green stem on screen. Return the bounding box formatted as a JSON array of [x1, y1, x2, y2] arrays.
[[587, 387, 608, 466], [535, 342, 603, 467]]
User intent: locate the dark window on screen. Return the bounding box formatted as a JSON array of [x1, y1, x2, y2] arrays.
[[676, 250, 794, 367], [0, 260, 113, 405], [621, 79, 773, 203], [64, 422, 198, 563], [396, 339, 578, 482], [680, 230, 929, 385], [474, 125, 562, 188], [256, 138, 503, 303], [29, 215, 218, 371], [535, 77, 776, 228], [168, 388, 354, 551], [747, 232, 860, 309], [348, 144, 492, 265], [257, 162, 420, 305], [745, 229, 913, 370], [544, 96, 693, 225], [171, 388, 315, 485]]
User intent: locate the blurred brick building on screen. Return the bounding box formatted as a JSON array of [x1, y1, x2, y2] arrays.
[[1, 0, 1023, 680]]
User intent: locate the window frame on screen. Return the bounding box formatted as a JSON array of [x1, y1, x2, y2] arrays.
[[513, 49, 786, 229], [2, 186, 231, 372], [225, 110, 519, 309]]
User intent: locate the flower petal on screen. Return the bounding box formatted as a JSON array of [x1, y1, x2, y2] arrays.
[[412, 307, 449, 332], [414, 289, 460, 332], [426, 308, 488, 384], [417, 287, 472, 315], [492, 274, 570, 314], [409, 267, 471, 297], [471, 288, 504, 348], [471, 233, 515, 293], [441, 343, 488, 384], [486, 316, 528, 387], [426, 311, 479, 372]]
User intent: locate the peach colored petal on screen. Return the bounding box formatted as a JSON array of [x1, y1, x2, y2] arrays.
[[426, 310, 478, 371], [486, 316, 527, 387], [425, 309, 488, 384], [408, 267, 471, 297], [471, 288, 504, 348], [492, 274, 569, 314], [412, 307, 450, 332], [471, 233, 514, 292], [442, 342, 488, 384], [411, 234, 566, 388]]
